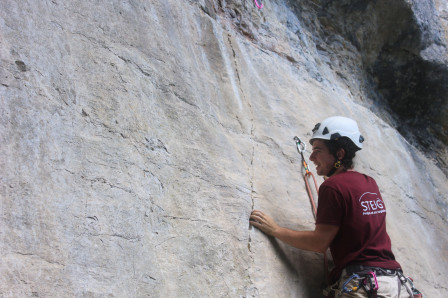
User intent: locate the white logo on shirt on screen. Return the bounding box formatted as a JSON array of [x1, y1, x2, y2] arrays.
[[359, 192, 386, 216]]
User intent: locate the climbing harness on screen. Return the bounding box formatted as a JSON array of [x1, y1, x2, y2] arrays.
[[324, 267, 425, 298], [294, 136, 319, 218], [326, 270, 378, 298], [254, 0, 263, 9]]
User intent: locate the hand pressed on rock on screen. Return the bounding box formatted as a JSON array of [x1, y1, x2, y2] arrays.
[[249, 210, 280, 236]]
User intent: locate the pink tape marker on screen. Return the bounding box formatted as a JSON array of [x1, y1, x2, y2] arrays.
[[254, 0, 263, 9]]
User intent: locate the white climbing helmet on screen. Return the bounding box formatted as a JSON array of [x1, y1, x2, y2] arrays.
[[310, 116, 364, 149]]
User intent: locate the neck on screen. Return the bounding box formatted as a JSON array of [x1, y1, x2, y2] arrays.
[[326, 166, 349, 178]]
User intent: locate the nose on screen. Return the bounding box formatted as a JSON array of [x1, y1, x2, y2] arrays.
[[309, 151, 316, 161]]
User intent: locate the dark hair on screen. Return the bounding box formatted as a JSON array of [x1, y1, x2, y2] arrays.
[[326, 137, 360, 169]]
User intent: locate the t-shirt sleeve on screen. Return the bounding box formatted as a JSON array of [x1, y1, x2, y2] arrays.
[[315, 185, 344, 226]]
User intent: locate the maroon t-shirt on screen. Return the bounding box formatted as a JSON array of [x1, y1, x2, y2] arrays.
[[316, 171, 401, 283]]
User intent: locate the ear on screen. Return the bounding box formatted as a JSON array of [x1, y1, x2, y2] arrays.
[[336, 148, 346, 160]]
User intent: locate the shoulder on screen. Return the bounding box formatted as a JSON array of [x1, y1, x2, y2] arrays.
[[321, 171, 378, 192], [327, 171, 375, 182]]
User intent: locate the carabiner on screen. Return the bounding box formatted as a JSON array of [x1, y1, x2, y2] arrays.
[[254, 0, 263, 9], [364, 271, 379, 292], [341, 273, 360, 293], [294, 136, 306, 154]]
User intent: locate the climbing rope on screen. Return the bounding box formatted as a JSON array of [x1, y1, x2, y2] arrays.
[[254, 0, 263, 9], [294, 136, 319, 219], [294, 136, 330, 282]]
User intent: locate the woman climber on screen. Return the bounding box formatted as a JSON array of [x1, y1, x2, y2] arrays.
[[250, 116, 422, 298]]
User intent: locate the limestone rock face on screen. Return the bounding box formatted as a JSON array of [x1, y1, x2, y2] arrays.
[[1, 0, 447, 297], [312, 0, 448, 171]]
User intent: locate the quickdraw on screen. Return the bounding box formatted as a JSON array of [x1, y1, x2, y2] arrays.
[[398, 272, 425, 298], [254, 0, 263, 9], [294, 136, 330, 282], [361, 271, 379, 298], [406, 277, 424, 298], [294, 136, 319, 218]]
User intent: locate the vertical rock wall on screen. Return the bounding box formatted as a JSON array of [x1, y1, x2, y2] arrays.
[[313, 0, 448, 171], [1, 0, 447, 297]]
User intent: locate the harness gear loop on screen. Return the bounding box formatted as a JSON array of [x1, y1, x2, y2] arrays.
[[341, 273, 360, 294]]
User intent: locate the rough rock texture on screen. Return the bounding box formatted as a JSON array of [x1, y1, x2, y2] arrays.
[[0, 0, 447, 297], [310, 0, 448, 172]]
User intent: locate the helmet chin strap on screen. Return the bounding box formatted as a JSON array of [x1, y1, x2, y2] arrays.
[[326, 160, 342, 177]]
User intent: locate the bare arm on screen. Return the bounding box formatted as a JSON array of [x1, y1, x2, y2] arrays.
[[249, 210, 339, 253]]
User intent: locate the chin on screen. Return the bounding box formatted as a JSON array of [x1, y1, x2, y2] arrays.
[[317, 168, 328, 177]]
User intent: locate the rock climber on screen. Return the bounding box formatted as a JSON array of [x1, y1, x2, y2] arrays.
[[250, 116, 420, 297]]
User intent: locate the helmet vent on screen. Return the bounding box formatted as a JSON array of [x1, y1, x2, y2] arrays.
[[312, 123, 321, 133], [322, 127, 329, 135], [330, 132, 341, 140]]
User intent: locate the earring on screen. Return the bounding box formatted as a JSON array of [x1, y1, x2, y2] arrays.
[[334, 160, 341, 168]]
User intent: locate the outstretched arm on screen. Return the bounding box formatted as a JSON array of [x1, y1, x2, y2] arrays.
[[249, 210, 339, 253]]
